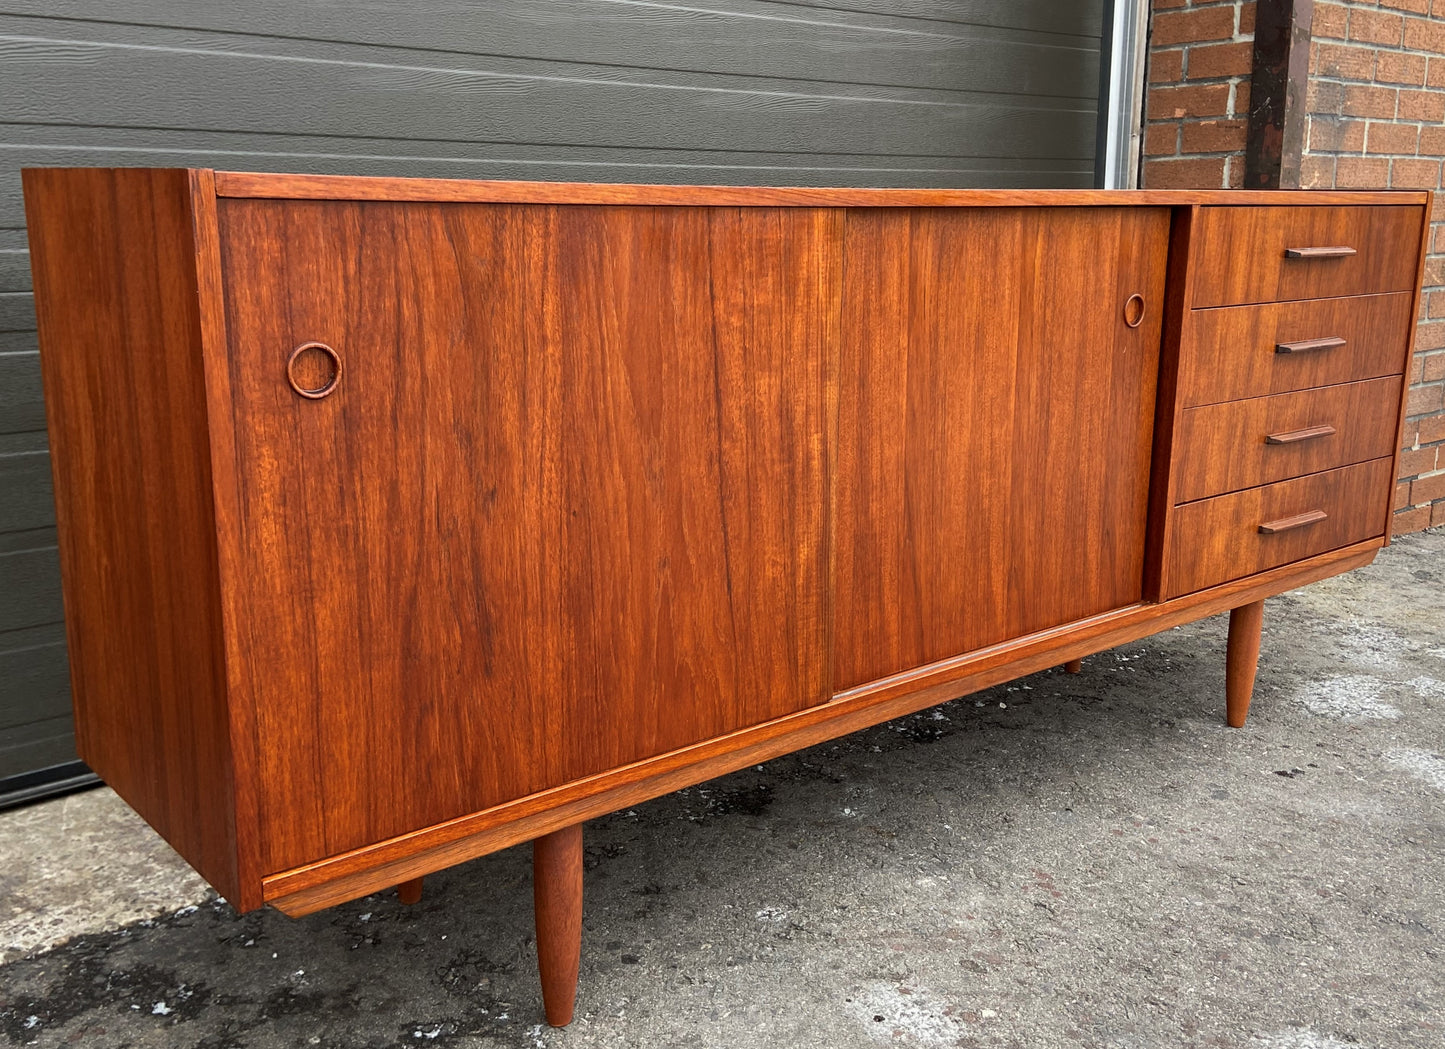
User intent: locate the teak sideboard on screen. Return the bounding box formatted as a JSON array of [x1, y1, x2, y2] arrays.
[[22, 169, 1429, 1026]]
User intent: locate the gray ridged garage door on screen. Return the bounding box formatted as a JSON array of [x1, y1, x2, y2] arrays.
[[0, 0, 1108, 791]]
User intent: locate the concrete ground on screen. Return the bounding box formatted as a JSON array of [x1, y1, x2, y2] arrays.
[[2, 531, 1443, 1049]]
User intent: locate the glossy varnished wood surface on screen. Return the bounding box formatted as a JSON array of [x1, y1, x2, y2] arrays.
[[216, 199, 833, 873], [1142, 206, 1199, 603], [264, 540, 1382, 916], [21, 168, 251, 906], [1225, 601, 1265, 728], [1179, 292, 1414, 407], [834, 206, 1168, 690], [23, 169, 1427, 921], [1164, 458, 1392, 598], [213, 171, 1426, 209], [1384, 197, 1435, 545], [533, 825, 584, 1028], [1189, 205, 1424, 307], [1172, 376, 1403, 502]]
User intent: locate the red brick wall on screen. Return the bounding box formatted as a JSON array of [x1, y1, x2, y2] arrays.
[[1144, 1, 1258, 188], [1141, 0, 1445, 534], [1299, 1, 1445, 532]]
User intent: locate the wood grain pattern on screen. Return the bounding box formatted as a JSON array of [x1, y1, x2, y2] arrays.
[[1258, 509, 1330, 534], [1178, 292, 1414, 407], [1164, 458, 1393, 598], [24, 171, 1425, 934], [1172, 376, 1403, 502], [1143, 205, 1199, 602], [215, 172, 1427, 209], [834, 206, 1168, 689], [533, 824, 584, 1028], [188, 168, 267, 908], [265, 539, 1383, 916], [20, 167, 251, 906], [216, 199, 834, 874], [1225, 601, 1264, 728], [1189, 205, 1424, 307], [1383, 192, 1434, 545]]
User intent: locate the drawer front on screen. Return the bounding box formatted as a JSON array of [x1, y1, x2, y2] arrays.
[[1164, 458, 1392, 598], [1179, 292, 1412, 407], [1190, 205, 1422, 308], [1173, 376, 1403, 503]]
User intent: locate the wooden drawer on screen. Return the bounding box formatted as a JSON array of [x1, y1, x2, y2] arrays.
[[1163, 458, 1392, 598], [1179, 292, 1413, 407], [1173, 376, 1403, 503], [1190, 205, 1422, 308]]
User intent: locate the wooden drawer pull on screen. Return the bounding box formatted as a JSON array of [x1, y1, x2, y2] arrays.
[[1123, 293, 1146, 328], [1275, 335, 1346, 354], [286, 341, 342, 400], [1284, 245, 1356, 260], [1258, 509, 1328, 534], [1265, 424, 1337, 445]]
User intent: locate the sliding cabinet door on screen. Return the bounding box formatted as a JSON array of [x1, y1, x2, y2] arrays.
[[217, 200, 836, 872], [835, 207, 1169, 691]]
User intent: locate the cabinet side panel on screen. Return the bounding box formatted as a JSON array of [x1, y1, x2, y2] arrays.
[[21, 168, 243, 906]]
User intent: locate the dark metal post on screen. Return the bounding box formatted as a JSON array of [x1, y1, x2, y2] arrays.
[[1245, 0, 1315, 188]]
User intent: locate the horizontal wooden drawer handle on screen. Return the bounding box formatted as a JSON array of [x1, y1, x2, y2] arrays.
[[1258, 509, 1328, 534], [1276, 336, 1346, 354], [1284, 245, 1356, 259], [1265, 424, 1337, 445]]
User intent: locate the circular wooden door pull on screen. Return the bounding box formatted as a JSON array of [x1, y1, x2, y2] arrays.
[[286, 342, 341, 399], [1123, 293, 1146, 328]]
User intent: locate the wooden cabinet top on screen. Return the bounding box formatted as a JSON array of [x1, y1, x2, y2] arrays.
[[153, 168, 1435, 208]]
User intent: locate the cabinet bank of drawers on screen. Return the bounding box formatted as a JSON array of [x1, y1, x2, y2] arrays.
[[1153, 204, 1425, 600]]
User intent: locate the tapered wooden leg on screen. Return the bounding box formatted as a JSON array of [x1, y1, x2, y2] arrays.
[[396, 877, 423, 905], [1226, 600, 1265, 728], [533, 824, 584, 1027], [1064, 658, 1083, 674]]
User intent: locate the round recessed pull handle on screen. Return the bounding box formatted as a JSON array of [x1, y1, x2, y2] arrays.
[[1123, 293, 1146, 329], [286, 342, 341, 400]]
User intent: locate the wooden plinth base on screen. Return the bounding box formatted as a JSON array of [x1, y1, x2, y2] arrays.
[[534, 823, 584, 1027]]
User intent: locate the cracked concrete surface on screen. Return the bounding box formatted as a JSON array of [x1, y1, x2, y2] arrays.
[[1, 530, 1442, 1047]]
